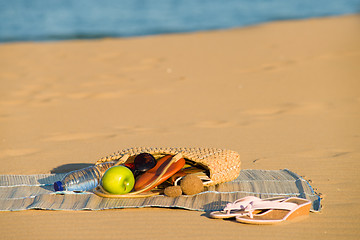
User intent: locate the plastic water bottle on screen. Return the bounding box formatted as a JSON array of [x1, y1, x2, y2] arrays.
[[54, 161, 117, 192]]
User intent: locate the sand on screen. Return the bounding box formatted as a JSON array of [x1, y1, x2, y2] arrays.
[[0, 15, 359, 239]]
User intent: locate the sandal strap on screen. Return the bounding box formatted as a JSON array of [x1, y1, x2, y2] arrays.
[[243, 199, 298, 218], [223, 197, 297, 217], [223, 196, 261, 214]]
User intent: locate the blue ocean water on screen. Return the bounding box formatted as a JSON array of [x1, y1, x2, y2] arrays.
[[0, 0, 359, 42]]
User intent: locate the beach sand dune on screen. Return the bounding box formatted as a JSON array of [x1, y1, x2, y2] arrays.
[[0, 15, 359, 239]]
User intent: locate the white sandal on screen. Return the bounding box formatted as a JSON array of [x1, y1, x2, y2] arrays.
[[235, 197, 311, 224], [209, 196, 285, 219]]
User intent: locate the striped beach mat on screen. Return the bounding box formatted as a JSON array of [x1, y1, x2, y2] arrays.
[[0, 169, 321, 212]]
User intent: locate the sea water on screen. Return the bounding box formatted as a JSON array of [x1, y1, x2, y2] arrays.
[[0, 0, 359, 42]]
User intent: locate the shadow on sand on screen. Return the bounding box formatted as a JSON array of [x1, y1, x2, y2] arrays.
[[50, 163, 94, 173]]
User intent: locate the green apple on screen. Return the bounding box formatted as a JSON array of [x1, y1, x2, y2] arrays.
[[101, 166, 135, 194]]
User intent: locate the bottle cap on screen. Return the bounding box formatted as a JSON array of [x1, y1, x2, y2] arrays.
[[54, 181, 64, 191]]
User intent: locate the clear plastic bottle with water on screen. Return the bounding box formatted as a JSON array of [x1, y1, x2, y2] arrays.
[[54, 161, 117, 192]]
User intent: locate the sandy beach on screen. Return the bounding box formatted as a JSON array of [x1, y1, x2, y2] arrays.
[[0, 15, 359, 239]]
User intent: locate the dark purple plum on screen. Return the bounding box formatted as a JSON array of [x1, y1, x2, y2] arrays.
[[134, 153, 156, 172]]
